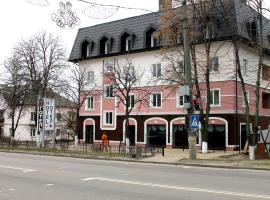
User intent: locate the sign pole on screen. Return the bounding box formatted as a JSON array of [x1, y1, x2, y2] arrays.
[[36, 97, 43, 148]]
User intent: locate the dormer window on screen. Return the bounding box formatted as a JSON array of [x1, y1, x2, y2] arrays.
[[81, 40, 91, 59], [121, 32, 132, 52], [126, 37, 131, 51], [100, 37, 111, 55], [146, 27, 158, 48], [246, 21, 257, 42], [105, 40, 110, 54]]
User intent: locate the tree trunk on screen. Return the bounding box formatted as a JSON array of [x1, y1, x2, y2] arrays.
[[233, 40, 251, 150], [125, 107, 130, 153], [75, 108, 80, 147]]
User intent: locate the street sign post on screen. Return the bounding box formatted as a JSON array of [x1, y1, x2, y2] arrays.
[[190, 114, 199, 129]]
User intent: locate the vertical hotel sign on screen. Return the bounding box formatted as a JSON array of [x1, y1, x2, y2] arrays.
[[43, 98, 55, 131], [37, 98, 44, 135]]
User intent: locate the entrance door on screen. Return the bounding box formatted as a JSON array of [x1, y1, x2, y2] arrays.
[[85, 125, 94, 144], [147, 125, 166, 146], [173, 125, 188, 149], [240, 124, 248, 150], [128, 125, 135, 146], [208, 125, 226, 150]]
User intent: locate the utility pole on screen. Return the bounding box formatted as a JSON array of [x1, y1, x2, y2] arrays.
[[182, 0, 197, 160]]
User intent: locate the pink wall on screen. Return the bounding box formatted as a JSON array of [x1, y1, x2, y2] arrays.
[[80, 80, 270, 117]]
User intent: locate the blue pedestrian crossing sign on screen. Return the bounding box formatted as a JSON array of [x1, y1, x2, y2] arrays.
[[190, 115, 199, 129]]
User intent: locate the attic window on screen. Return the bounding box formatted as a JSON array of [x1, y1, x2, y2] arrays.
[[81, 40, 91, 59], [146, 27, 158, 48], [121, 32, 131, 52], [246, 21, 257, 42], [100, 37, 111, 55]]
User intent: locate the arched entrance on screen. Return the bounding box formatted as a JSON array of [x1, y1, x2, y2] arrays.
[[123, 118, 137, 146], [144, 118, 168, 146], [83, 118, 95, 144], [170, 118, 188, 148], [208, 117, 228, 150]]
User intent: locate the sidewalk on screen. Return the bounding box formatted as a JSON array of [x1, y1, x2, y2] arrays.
[[140, 148, 270, 170]]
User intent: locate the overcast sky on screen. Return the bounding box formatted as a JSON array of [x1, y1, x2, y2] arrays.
[[0, 0, 159, 69], [0, 0, 269, 72]]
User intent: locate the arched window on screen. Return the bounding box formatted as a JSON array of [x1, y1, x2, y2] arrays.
[[146, 27, 158, 48]]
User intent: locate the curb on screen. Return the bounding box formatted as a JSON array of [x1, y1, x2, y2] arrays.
[[1, 150, 270, 171]]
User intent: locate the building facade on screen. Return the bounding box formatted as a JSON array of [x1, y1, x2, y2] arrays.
[[0, 89, 76, 142], [69, 0, 270, 150]]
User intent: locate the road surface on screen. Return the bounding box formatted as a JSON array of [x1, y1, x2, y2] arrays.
[[0, 152, 269, 200]]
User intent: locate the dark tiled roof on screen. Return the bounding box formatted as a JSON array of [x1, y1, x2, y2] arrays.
[[69, 12, 160, 61], [69, 0, 270, 61]]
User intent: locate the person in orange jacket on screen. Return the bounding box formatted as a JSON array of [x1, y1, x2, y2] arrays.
[[101, 132, 109, 152]]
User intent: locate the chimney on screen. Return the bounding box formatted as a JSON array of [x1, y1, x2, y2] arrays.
[[159, 0, 172, 12]]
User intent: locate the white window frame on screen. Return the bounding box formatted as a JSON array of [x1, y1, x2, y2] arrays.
[[176, 94, 187, 108], [105, 40, 110, 54], [30, 128, 36, 137], [85, 96, 94, 110], [126, 37, 131, 51], [152, 63, 162, 77], [105, 84, 115, 98], [127, 94, 135, 108], [151, 33, 156, 47], [86, 71, 94, 84], [86, 43, 91, 57], [150, 92, 162, 108], [209, 89, 221, 107], [104, 59, 114, 73], [104, 111, 113, 125]]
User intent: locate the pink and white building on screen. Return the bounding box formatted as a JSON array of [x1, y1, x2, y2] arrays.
[[69, 0, 270, 150]]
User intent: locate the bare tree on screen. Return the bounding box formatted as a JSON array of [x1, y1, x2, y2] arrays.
[[104, 57, 151, 151], [2, 55, 29, 145], [159, 0, 233, 153], [60, 63, 101, 146], [231, 0, 270, 158], [14, 30, 67, 147]]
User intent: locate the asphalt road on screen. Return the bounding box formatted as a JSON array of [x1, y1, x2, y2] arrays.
[[0, 152, 269, 200]]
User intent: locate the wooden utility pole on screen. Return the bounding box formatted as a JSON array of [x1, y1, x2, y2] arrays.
[[182, 0, 197, 159]]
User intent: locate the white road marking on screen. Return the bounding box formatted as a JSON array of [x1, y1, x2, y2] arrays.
[[0, 165, 36, 173], [46, 184, 54, 186], [8, 189, 15, 191], [81, 177, 270, 199], [182, 166, 192, 169]]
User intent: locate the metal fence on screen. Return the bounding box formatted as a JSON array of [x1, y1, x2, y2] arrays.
[[0, 138, 163, 158]]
